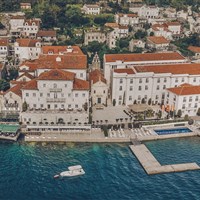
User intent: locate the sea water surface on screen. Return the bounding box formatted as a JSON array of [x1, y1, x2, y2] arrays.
[[0, 137, 200, 200]]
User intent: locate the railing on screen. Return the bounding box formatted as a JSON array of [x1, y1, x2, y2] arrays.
[[46, 98, 66, 103]]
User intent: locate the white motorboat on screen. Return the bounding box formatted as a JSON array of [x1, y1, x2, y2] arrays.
[[54, 165, 85, 178]]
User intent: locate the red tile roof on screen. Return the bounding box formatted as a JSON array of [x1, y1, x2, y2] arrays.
[[37, 30, 56, 37], [42, 45, 84, 55], [16, 72, 34, 80], [73, 78, 89, 90], [16, 39, 41, 47], [105, 23, 119, 28], [105, 52, 186, 62], [114, 68, 135, 74], [134, 63, 200, 75], [38, 69, 75, 80], [10, 15, 25, 20], [167, 84, 200, 95], [165, 22, 181, 26], [22, 79, 38, 90], [0, 39, 8, 46], [188, 46, 200, 53], [147, 36, 170, 44], [89, 69, 107, 84], [5, 83, 26, 97], [24, 19, 40, 26], [118, 13, 138, 17]]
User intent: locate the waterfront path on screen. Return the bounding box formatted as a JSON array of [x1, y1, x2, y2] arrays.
[[130, 144, 200, 175]]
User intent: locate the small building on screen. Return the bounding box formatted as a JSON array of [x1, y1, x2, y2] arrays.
[[14, 38, 42, 61], [129, 39, 145, 52], [36, 30, 57, 44], [115, 13, 139, 26], [84, 29, 106, 45], [89, 69, 108, 106], [166, 83, 200, 117], [22, 19, 41, 38], [82, 4, 100, 15], [138, 5, 160, 19], [9, 15, 25, 37], [20, 3, 31, 10], [147, 36, 170, 51], [0, 38, 9, 62], [188, 46, 200, 60]]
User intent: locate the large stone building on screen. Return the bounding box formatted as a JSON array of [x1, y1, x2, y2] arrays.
[[115, 13, 139, 26]]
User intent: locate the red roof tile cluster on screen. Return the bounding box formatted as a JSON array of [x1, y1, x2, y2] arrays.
[[188, 46, 200, 53], [22, 79, 38, 90], [16, 39, 41, 47], [5, 83, 26, 97], [10, 15, 25, 20], [24, 19, 40, 26], [37, 30, 56, 37], [42, 46, 84, 55], [114, 68, 135, 74], [89, 69, 107, 84], [167, 84, 200, 95], [147, 36, 170, 44], [16, 72, 34, 80], [118, 13, 138, 17], [105, 23, 119, 28], [73, 78, 89, 90], [134, 63, 200, 75], [105, 52, 185, 62], [38, 69, 75, 80], [0, 39, 8, 46]]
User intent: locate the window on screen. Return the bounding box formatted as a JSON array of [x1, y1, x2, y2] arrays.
[[68, 104, 71, 108], [80, 73, 83, 78], [75, 104, 78, 108], [189, 97, 192, 102], [26, 93, 29, 97], [146, 78, 149, 83], [163, 85, 166, 89], [129, 96, 132, 101], [119, 86, 122, 91], [33, 93, 36, 97], [195, 96, 198, 101], [61, 104, 64, 108], [33, 104, 36, 108], [47, 93, 50, 97], [82, 93, 85, 97], [195, 103, 198, 108], [120, 78, 123, 84], [61, 93, 64, 97], [68, 93, 71, 97], [144, 95, 147, 99], [145, 85, 148, 90], [182, 78, 184, 82], [40, 93, 43, 97], [94, 90, 96, 94], [155, 95, 159, 99], [53, 83, 57, 88], [183, 97, 186, 102], [138, 86, 142, 90], [54, 104, 57, 109], [43, 84, 46, 87], [157, 85, 160, 90], [164, 78, 167, 83], [175, 78, 178, 83], [40, 104, 43, 108], [119, 96, 122, 100], [130, 86, 133, 91], [194, 78, 196, 82], [182, 104, 185, 109], [138, 95, 141, 100], [130, 79, 133, 84], [75, 93, 78, 97], [139, 78, 142, 83], [157, 78, 160, 83]]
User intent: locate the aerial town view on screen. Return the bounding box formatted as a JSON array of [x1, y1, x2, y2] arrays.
[[0, 0, 200, 199]]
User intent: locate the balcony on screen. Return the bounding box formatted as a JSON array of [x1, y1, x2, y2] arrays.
[[49, 88, 62, 92], [46, 98, 66, 103]]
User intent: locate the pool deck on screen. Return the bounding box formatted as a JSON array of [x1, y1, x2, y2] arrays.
[[129, 144, 200, 175]]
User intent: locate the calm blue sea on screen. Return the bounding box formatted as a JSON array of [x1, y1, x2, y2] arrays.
[[0, 138, 200, 200]]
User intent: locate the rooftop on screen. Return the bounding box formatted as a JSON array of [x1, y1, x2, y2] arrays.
[[114, 68, 135, 74], [15, 39, 40, 47], [0, 38, 8, 46], [134, 63, 200, 75], [188, 46, 200, 53], [147, 36, 170, 44], [89, 69, 107, 84], [37, 30, 56, 37], [167, 84, 200, 95], [105, 52, 186, 63]]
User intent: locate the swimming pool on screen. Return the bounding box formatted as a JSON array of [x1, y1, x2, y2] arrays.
[[154, 127, 192, 135]]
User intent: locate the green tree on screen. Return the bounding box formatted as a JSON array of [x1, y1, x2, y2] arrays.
[[0, 79, 10, 91], [135, 30, 147, 39]]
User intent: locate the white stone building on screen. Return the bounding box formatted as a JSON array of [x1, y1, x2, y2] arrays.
[[111, 63, 200, 106], [20, 69, 90, 125], [0, 38, 9, 62], [115, 13, 139, 26], [129, 39, 145, 52], [138, 5, 160, 19], [188, 46, 200, 60], [104, 52, 187, 85], [22, 19, 41, 38], [20, 3, 31, 10], [82, 4, 100, 15], [14, 38, 42, 61], [166, 84, 200, 117], [84, 29, 106, 45], [9, 15, 25, 37]]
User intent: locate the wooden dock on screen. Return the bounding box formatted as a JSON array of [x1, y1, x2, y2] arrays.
[[129, 144, 200, 175]]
